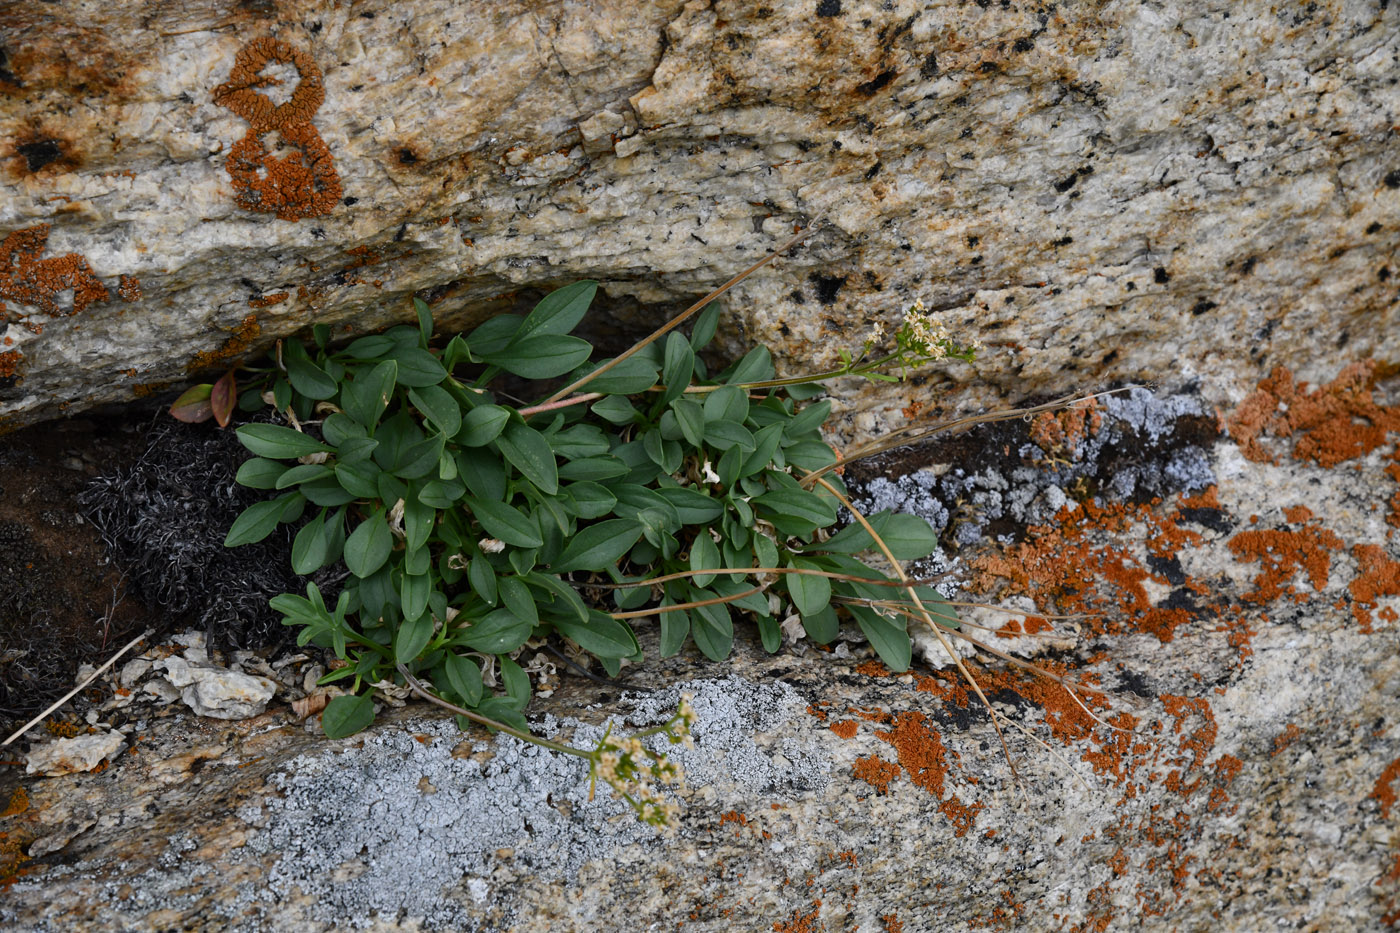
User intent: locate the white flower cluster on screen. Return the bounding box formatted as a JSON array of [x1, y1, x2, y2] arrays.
[[589, 693, 696, 829]]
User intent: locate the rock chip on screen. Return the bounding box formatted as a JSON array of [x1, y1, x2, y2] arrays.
[[25, 730, 124, 777], [156, 655, 277, 721]]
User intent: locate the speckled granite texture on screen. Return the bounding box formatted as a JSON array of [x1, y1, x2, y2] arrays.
[[1, 0, 1397, 435]]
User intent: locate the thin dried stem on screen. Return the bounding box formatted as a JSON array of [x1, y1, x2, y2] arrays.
[[3, 628, 151, 747], [610, 585, 766, 620]]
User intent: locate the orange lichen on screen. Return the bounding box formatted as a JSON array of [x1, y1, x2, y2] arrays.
[[213, 38, 341, 221], [852, 755, 901, 795], [247, 291, 288, 309], [937, 795, 984, 837], [0, 224, 109, 331], [0, 349, 20, 382], [1227, 363, 1400, 466], [1372, 758, 1400, 819], [1028, 398, 1103, 461], [1226, 524, 1344, 604], [828, 720, 858, 739], [882, 913, 905, 932], [876, 711, 949, 798], [772, 901, 822, 933], [116, 273, 141, 302], [189, 313, 261, 371], [1348, 544, 1400, 633], [1271, 723, 1303, 756], [0, 787, 27, 819]]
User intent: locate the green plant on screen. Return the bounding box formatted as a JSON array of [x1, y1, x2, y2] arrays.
[[219, 274, 976, 743]]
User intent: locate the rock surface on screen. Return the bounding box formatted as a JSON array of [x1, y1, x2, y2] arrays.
[[1, 0, 1397, 435], [1, 372, 1398, 931]]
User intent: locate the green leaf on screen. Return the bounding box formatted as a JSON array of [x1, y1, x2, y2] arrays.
[[414, 297, 434, 346], [690, 599, 734, 661], [579, 356, 659, 394], [343, 360, 397, 428], [395, 604, 435, 663], [468, 557, 498, 606], [654, 487, 723, 523], [552, 519, 643, 572], [787, 559, 831, 616], [458, 609, 533, 654], [344, 511, 393, 578], [389, 347, 448, 387], [740, 423, 785, 478], [589, 395, 639, 425], [335, 459, 382, 498], [275, 463, 332, 489], [481, 334, 593, 379], [345, 334, 396, 360], [236, 423, 331, 460], [210, 370, 237, 427], [291, 511, 330, 574], [516, 280, 596, 339], [322, 413, 366, 446], [408, 385, 462, 438], [660, 332, 695, 405], [850, 606, 911, 672], [689, 302, 720, 351], [660, 607, 690, 658], [703, 385, 749, 426], [404, 495, 433, 550], [801, 604, 840, 644], [705, 420, 755, 451], [726, 345, 775, 385], [457, 447, 507, 500], [286, 351, 337, 400], [466, 314, 524, 357], [301, 476, 356, 506], [224, 498, 286, 547], [457, 405, 510, 447], [235, 458, 288, 489], [785, 399, 832, 438], [562, 482, 616, 519], [753, 488, 838, 527], [526, 572, 589, 623], [556, 456, 628, 482], [465, 496, 543, 548], [444, 652, 483, 706], [671, 400, 705, 449], [497, 576, 539, 626], [871, 513, 940, 560], [336, 436, 379, 465], [689, 533, 721, 588], [417, 478, 465, 509], [552, 611, 638, 659], [499, 656, 531, 709], [496, 421, 558, 494], [757, 613, 782, 652], [321, 694, 375, 738]]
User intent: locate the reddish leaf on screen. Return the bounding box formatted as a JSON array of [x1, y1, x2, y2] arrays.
[[211, 370, 237, 427], [169, 384, 214, 423]]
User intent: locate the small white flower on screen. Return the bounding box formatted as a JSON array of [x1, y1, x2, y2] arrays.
[[478, 538, 506, 554], [702, 460, 721, 484]]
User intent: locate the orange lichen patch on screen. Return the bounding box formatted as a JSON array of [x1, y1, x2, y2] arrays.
[[344, 246, 382, 270], [213, 38, 341, 221], [1227, 524, 1344, 604], [247, 292, 288, 309], [1348, 544, 1400, 633], [881, 914, 904, 933], [937, 795, 984, 837], [876, 711, 949, 798], [970, 495, 1215, 643], [852, 755, 901, 795], [719, 810, 748, 827], [1160, 694, 1218, 780], [0, 349, 21, 382], [978, 664, 1110, 745], [994, 615, 1052, 638], [0, 224, 110, 331], [1271, 723, 1304, 756], [116, 274, 141, 302], [1028, 398, 1102, 460], [855, 659, 890, 677], [772, 901, 822, 933], [0, 787, 28, 819], [1372, 758, 1400, 819], [828, 720, 858, 740], [1227, 362, 1400, 466], [1282, 505, 1313, 523], [189, 314, 261, 371]]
